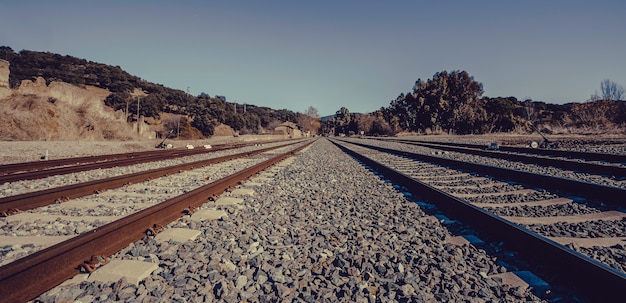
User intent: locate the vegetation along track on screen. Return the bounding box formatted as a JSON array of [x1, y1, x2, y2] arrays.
[[332, 138, 626, 302], [0, 139, 314, 303]]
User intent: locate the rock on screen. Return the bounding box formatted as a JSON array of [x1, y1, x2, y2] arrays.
[[269, 268, 287, 283], [213, 280, 228, 299], [255, 270, 269, 285], [221, 258, 237, 272], [116, 286, 137, 301], [399, 283, 415, 296], [235, 275, 247, 290], [27, 139, 554, 303]]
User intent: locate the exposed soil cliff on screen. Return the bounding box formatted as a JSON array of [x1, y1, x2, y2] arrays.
[[0, 77, 139, 140]]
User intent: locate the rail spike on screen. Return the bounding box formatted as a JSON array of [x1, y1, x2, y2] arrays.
[[183, 206, 196, 215], [78, 255, 109, 273], [0, 208, 20, 217], [146, 223, 165, 236], [54, 196, 69, 204]]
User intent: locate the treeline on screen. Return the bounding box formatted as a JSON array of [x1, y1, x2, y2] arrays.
[[4, 46, 622, 137], [1, 46, 301, 137], [323, 70, 626, 136]]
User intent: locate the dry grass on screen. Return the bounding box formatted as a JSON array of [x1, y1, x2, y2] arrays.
[[0, 92, 139, 141]]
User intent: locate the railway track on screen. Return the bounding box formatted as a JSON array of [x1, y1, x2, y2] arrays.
[[377, 137, 626, 166], [0, 140, 293, 184], [0, 139, 314, 302], [331, 138, 626, 302], [349, 139, 626, 205], [363, 138, 626, 194], [0, 140, 304, 217]]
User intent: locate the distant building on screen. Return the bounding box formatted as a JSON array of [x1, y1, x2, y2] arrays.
[[274, 121, 302, 137]]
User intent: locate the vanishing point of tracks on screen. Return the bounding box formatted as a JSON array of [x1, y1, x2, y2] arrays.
[[331, 138, 626, 302], [0, 139, 314, 303]]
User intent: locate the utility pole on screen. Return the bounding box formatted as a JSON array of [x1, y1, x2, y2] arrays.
[[177, 115, 180, 138], [136, 96, 140, 121], [243, 103, 246, 114], [125, 101, 130, 122]]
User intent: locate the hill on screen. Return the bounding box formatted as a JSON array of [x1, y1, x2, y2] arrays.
[[0, 65, 139, 141], [0, 46, 299, 140]]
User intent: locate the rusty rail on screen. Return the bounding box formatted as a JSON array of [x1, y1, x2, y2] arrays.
[[1, 146, 192, 175], [0, 139, 299, 183], [331, 139, 626, 302], [376, 137, 626, 164], [343, 139, 626, 207], [371, 138, 626, 179], [0, 141, 302, 216], [0, 139, 314, 303]]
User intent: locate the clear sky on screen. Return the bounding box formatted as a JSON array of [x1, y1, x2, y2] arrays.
[[1, 0, 625, 116]]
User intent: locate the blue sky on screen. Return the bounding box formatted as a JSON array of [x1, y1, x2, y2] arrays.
[[1, 1, 625, 116]]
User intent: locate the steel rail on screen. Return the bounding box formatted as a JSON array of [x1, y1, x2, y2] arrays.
[[370, 138, 626, 179], [341, 139, 626, 207], [1, 149, 205, 184], [0, 139, 295, 180], [380, 138, 626, 164], [0, 147, 191, 175], [0, 140, 300, 184], [0, 139, 314, 303], [331, 139, 626, 303], [0, 141, 301, 216]]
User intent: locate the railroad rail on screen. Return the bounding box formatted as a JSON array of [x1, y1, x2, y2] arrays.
[[370, 138, 626, 180], [0, 145, 203, 175], [377, 138, 626, 164], [0, 141, 303, 216], [0, 139, 296, 184], [331, 138, 626, 302], [0, 139, 315, 303], [344, 139, 625, 207]]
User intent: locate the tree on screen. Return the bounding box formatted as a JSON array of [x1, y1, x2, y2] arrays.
[[600, 79, 624, 101], [570, 100, 619, 128], [484, 97, 519, 132], [384, 70, 484, 134], [305, 106, 320, 119], [104, 91, 131, 117], [451, 98, 489, 134], [588, 91, 601, 102], [296, 106, 321, 135], [334, 107, 351, 135], [356, 113, 394, 136], [0, 46, 14, 60]]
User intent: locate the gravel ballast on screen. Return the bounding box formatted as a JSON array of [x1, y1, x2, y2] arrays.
[[351, 138, 626, 189], [0, 147, 289, 267], [34, 139, 544, 302], [333, 139, 626, 280], [0, 141, 292, 198]]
